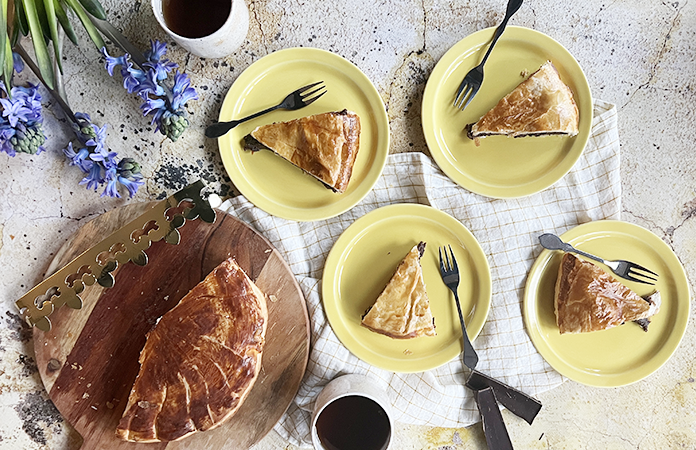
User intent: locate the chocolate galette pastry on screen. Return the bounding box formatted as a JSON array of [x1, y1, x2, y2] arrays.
[[361, 242, 437, 339], [554, 253, 660, 334], [467, 61, 579, 144], [116, 257, 268, 442], [244, 110, 361, 193]]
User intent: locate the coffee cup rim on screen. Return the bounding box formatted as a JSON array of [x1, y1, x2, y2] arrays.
[[310, 374, 394, 450], [150, 0, 239, 42]]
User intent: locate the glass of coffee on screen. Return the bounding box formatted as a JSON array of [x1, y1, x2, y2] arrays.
[[311, 374, 393, 450], [150, 0, 249, 59]]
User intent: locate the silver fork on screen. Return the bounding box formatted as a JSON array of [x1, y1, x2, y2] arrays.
[[439, 245, 479, 370], [453, 0, 524, 110], [204, 81, 327, 138], [539, 233, 658, 285]]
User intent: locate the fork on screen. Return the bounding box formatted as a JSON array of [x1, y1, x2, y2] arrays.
[[538, 233, 658, 285], [439, 245, 479, 370], [453, 0, 524, 110], [204, 81, 327, 138]]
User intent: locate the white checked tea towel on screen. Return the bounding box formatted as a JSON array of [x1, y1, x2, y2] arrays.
[[219, 100, 621, 447]]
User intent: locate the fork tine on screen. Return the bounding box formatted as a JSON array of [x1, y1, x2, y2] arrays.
[[454, 82, 468, 107], [624, 272, 656, 285], [459, 85, 478, 111], [439, 247, 446, 273], [300, 85, 326, 99], [296, 81, 324, 94], [455, 84, 472, 109], [301, 89, 326, 106], [627, 268, 658, 283], [445, 247, 453, 272], [448, 245, 459, 272], [629, 262, 659, 277], [457, 85, 477, 110]]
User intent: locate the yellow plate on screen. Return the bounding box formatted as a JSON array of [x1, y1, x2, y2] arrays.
[[218, 48, 389, 221], [422, 26, 593, 198], [322, 204, 492, 373], [523, 221, 690, 387]]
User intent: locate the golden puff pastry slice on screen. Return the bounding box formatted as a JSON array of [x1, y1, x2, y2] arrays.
[[467, 61, 579, 144], [554, 253, 661, 334], [116, 257, 268, 442], [361, 242, 437, 339], [244, 110, 361, 193]]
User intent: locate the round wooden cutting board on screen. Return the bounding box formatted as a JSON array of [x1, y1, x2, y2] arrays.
[[32, 202, 310, 449]]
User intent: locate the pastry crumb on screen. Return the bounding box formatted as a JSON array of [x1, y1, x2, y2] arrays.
[[269, 294, 278, 303], [403, 349, 413, 355], [521, 69, 529, 77]]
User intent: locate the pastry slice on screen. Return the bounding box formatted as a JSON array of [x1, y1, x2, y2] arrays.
[[116, 257, 268, 442], [554, 253, 661, 334], [466, 61, 579, 144], [361, 242, 437, 339], [243, 109, 361, 193]]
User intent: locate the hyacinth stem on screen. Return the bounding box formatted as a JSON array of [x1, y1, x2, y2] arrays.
[[86, 12, 147, 67], [88, 12, 175, 107], [14, 41, 77, 123]]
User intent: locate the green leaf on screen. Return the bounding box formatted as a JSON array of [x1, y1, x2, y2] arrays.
[[21, 0, 55, 89], [43, 0, 62, 73], [14, 0, 29, 36], [33, 0, 51, 41], [77, 0, 106, 20], [0, 0, 8, 80], [3, 40, 13, 93], [64, 0, 104, 49], [54, 0, 78, 45]]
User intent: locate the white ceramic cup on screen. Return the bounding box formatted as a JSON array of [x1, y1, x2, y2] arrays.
[[311, 374, 394, 450], [150, 0, 249, 59]]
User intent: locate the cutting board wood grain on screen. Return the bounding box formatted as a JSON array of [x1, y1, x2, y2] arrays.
[[32, 202, 310, 449]]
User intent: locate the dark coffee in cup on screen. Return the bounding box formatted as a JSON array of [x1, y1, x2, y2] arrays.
[[315, 395, 391, 450], [162, 0, 231, 38]]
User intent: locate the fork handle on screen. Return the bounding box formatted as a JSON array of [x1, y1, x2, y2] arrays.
[[538, 233, 605, 265], [563, 246, 605, 265], [479, 0, 524, 67], [453, 290, 479, 370], [204, 104, 281, 138]]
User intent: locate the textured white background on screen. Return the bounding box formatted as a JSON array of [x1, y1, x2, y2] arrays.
[[0, 0, 694, 449]]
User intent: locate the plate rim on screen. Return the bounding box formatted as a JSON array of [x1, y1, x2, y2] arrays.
[[421, 25, 594, 199], [321, 203, 492, 373], [522, 220, 691, 387], [217, 47, 389, 222]]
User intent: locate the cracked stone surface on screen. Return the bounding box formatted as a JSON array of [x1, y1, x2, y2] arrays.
[[1, 0, 695, 449]]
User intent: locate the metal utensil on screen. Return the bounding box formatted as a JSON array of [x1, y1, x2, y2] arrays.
[[204, 81, 327, 138], [538, 233, 658, 285], [439, 245, 479, 370], [453, 0, 524, 110], [15, 181, 215, 331]]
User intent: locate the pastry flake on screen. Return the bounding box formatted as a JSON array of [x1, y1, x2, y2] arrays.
[[554, 253, 661, 334], [116, 257, 268, 442], [467, 61, 579, 144], [361, 242, 437, 339], [244, 109, 361, 193]]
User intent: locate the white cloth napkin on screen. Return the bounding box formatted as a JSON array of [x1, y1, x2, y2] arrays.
[[219, 100, 620, 447]]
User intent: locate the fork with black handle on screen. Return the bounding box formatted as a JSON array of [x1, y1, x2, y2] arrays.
[[204, 81, 327, 138], [454, 0, 524, 110], [539, 233, 658, 285], [439, 245, 479, 370]]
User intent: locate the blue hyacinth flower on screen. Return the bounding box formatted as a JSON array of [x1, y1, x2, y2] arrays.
[[101, 40, 197, 142]]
